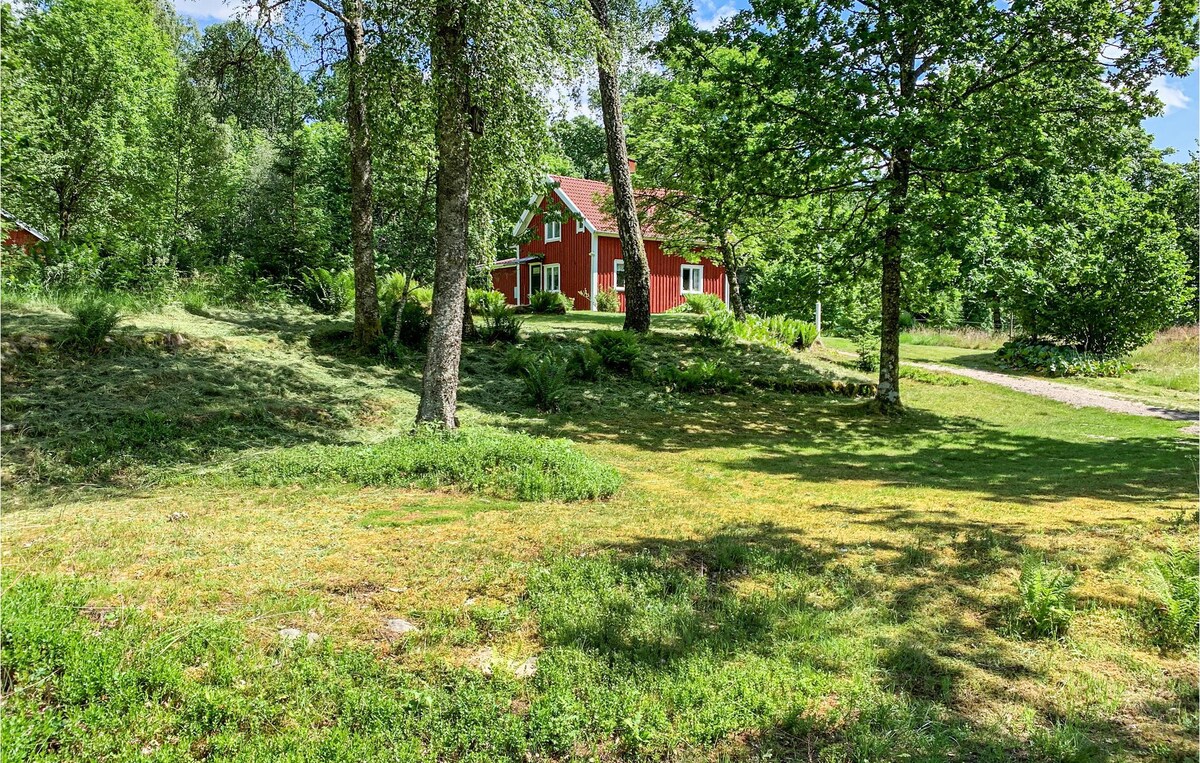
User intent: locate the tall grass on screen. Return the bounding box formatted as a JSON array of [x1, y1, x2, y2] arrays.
[[229, 426, 621, 501], [1126, 325, 1198, 393], [900, 327, 1005, 350]]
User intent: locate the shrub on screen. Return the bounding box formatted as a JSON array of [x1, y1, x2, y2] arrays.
[[732, 315, 771, 343], [57, 298, 122, 354], [180, 287, 207, 315], [378, 271, 410, 309], [1137, 549, 1198, 651], [1015, 555, 1075, 639], [696, 311, 737, 346], [569, 345, 605, 381], [517, 353, 570, 412], [796, 321, 819, 349], [387, 300, 430, 350], [660, 360, 743, 393], [592, 287, 621, 312], [529, 290, 572, 314], [589, 330, 641, 373], [300, 268, 353, 315], [478, 302, 523, 344], [470, 288, 507, 315], [677, 293, 726, 315], [995, 339, 1130, 378], [853, 333, 878, 372], [235, 426, 621, 501]]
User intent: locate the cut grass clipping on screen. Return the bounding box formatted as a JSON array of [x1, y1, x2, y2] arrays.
[[228, 426, 620, 501]]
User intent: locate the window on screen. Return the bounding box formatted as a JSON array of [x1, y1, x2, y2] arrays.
[[613, 259, 625, 291], [544, 219, 561, 242], [530, 264, 543, 293], [544, 264, 561, 293], [576, 218, 586, 234], [681, 264, 703, 294]]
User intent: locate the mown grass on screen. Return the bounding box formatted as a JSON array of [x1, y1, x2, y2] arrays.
[[2, 302, 1197, 761]]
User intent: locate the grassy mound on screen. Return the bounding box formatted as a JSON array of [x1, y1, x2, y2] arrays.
[[231, 426, 620, 502]]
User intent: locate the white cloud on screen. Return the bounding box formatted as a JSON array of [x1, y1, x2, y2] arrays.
[[174, 0, 238, 22], [693, 1, 736, 31], [1149, 75, 1191, 115]]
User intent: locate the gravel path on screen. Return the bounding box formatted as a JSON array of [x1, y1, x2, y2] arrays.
[[914, 361, 1198, 429]]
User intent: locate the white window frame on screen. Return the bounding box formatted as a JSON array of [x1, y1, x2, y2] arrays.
[[544, 219, 561, 243], [576, 218, 586, 234], [530, 263, 543, 294], [681, 264, 703, 295], [613, 259, 625, 292], [543, 263, 561, 293]]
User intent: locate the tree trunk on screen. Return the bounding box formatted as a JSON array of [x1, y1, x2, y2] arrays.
[[876, 47, 917, 411], [590, 0, 650, 333], [718, 236, 745, 321], [416, 0, 471, 428], [344, 0, 381, 349], [991, 301, 1002, 333]]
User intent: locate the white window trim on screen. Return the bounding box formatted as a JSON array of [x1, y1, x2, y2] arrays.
[[613, 258, 625, 292], [543, 263, 561, 293], [576, 218, 585, 234], [530, 263, 542, 295], [544, 219, 561, 243], [681, 264, 704, 295]]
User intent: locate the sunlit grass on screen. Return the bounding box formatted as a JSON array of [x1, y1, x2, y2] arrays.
[[2, 302, 1196, 761]]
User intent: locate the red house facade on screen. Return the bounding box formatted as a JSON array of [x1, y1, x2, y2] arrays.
[[492, 173, 727, 313], [1, 209, 48, 251]]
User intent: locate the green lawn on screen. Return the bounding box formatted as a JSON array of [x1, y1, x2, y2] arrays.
[[2, 303, 1196, 762]]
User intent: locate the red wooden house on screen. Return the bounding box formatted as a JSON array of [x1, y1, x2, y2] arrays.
[[491, 168, 727, 313], [1, 209, 48, 251]]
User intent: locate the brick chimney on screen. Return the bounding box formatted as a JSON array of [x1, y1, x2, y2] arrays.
[[627, 158, 637, 175]]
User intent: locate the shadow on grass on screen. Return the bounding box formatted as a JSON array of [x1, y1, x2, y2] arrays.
[[529, 521, 1182, 761]]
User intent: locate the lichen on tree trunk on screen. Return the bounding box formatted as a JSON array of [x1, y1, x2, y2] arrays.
[[590, 0, 650, 333], [416, 0, 470, 428]]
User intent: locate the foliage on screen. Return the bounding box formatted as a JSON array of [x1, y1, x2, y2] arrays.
[[695, 311, 737, 346], [515, 352, 570, 412], [56, 297, 122, 354], [569, 345, 605, 381], [529, 290, 572, 315], [676, 293, 726, 315], [853, 334, 879, 373], [1137, 548, 1199, 651], [581, 287, 621, 313], [550, 116, 608, 180], [236, 426, 621, 501], [995, 339, 1131, 378], [390, 301, 432, 351], [477, 302, 523, 344], [996, 172, 1190, 356], [1015, 555, 1075, 639], [470, 288, 507, 315], [300, 268, 354, 315], [898, 366, 970, 386], [588, 330, 641, 373], [901, 327, 1004, 350], [659, 359, 743, 393]]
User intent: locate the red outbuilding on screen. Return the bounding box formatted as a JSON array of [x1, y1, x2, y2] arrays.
[[1, 209, 48, 251], [492, 169, 727, 313]]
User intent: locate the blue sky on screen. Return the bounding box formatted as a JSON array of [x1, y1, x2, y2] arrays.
[[175, 0, 1198, 160]]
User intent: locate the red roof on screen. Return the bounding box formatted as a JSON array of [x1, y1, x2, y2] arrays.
[[548, 174, 668, 239]]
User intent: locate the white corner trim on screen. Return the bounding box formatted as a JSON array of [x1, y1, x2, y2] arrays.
[[589, 234, 598, 311]]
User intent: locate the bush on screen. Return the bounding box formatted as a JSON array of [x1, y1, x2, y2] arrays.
[[589, 330, 641, 373], [853, 333, 878, 372], [529, 290, 572, 314], [1137, 549, 1198, 651], [732, 315, 771, 343], [1015, 555, 1075, 639], [590, 287, 621, 312], [994, 339, 1130, 378], [300, 268, 353, 315], [517, 353, 570, 412], [696, 311, 737, 346], [569, 345, 605, 381], [796, 321, 819, 349], [57, 298, 122, 354], [660, 360, 743, 393], [470, 288, 507, 315], [675, 293, 726, 315], [235, 426, 621, 501], [478, 302, 523, 344]]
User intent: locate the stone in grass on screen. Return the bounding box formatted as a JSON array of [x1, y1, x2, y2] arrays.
[[278, 628, 320, 646], [469, 647, 495, 676], [512, 656, 538, 679], [383, 617, 419, 640]]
